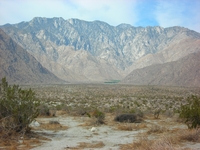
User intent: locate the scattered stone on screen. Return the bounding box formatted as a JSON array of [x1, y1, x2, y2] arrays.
[[30, 121, 40, 127], [91, 127, 97, 132]]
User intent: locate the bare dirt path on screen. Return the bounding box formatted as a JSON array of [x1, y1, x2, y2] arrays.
[[31, 115, 146, 150], [30, 114, 200, 150]]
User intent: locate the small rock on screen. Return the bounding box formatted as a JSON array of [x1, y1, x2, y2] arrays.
[[91, 127, 97, 132], [30, 121, 40, 127]]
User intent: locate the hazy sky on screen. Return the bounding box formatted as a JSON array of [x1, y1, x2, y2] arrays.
[[0, 0, 199, 32]]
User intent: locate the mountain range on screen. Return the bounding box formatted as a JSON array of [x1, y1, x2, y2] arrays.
[[0, 29, 63, 84], [0, 17, 200, 86]]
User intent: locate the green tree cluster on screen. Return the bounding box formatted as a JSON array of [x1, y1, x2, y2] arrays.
[[179, 95, 200, 129], [0, 77, 40, 136]]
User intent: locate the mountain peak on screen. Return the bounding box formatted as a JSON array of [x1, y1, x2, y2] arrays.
[[116, 23, 132, 29], [1, 17, 200, 85], [29, 17, 65, 25]]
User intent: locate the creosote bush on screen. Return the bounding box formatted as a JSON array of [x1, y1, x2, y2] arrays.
[[86, 109, 105, 125], [154, 108, 161, 119], [179, 95, 200, 129], [38, 104, 50, 116], [114, 113, 142, 123], [0, 77, 40, 136]]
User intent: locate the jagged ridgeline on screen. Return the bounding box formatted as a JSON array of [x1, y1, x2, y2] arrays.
[[1, 17, 200, 86]]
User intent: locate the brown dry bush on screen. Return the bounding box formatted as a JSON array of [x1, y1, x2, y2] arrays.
[[40, 121, 68, 130], [114, 113, 142, 123], [0, 131, 49, 150], [120, 137, 152, 150], [38, 104, 50, 116], [117, 123, 134, 131], [120, 136, 179, 150], [117, 123, 147, 131], [84, 109, 105, 125], [67, 141, 105, 149], [178, 129, 200, 142], [147, 125, 168, 134], [150, 137, 180, 150]]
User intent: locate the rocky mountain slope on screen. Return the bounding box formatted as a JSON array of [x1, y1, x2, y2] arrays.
[[122, 52, 200, 87], [1, 17, 200, 85], [0, 29, 63, 84], [127, 38, 200, 73]]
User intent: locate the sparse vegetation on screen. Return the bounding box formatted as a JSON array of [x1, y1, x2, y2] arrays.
[[1, 83, 200, 149], [147, 125, 167, 134], [120, 136, 179, 150], [0, 77, 40, 138], [179, 95, 200, 129], [40, 120, 68, 130], [69, 141, 105, 149], [86, 109, 105, 125], [178, 129, 200, 142], [154, 108, 161, 119], [114, 113, 142, 123]]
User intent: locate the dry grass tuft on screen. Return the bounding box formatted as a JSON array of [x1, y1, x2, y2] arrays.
[[134, 123, 148, 130], [178, 129, 200, 142], [56, 110, 68, 116], [67, 141, 105, 149], [0, 131, 49, 150], [120, 137, 152, 150], [150, 136, 180, 150], [40, 121, 68, 130], [78, 117, 98, 127], [120, 136, 180, 150], [147, 124, 168, 134], [117, 123, 134, 131], [117, 123, 147, 131]]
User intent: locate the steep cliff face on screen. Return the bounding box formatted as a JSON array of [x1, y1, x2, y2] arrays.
[[0, 29, 64, 84], [1, 17, 200, 83]]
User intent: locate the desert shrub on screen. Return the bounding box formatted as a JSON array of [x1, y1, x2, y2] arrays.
[[135, 109, 144, 118], [178, 129, 200, 142], [49, 109, 56, 117], [164, 110, 174, 118], [70, 107, 91, 116], [87, 109, 105, 125], [114, 113, 142, 123], [38, 104, 50, 116], [55, 104, 63, 110], [0, 77, 40, 136], [154, 108, 161, 119], [179, 95, 200, 129], [93, 109, 105, 125]]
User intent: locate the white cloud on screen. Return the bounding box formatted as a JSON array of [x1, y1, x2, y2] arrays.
[[154, 0, 200, 32], [68, 0, 138, 26]]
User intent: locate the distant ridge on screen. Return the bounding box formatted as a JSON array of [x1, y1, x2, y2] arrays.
[[121, 52, 200, 87], [1, 17, 200, 86]]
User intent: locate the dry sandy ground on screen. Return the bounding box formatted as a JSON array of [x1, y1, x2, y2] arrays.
[[30, 114, 200, 150], [32, 115, 145, 150]]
